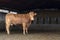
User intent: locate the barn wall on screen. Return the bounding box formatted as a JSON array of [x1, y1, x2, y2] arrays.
[[30, 9, 60, 31], [0, 9, 60, 31]]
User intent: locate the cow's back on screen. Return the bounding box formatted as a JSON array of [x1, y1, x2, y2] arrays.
[[5, 14, 31, 24]]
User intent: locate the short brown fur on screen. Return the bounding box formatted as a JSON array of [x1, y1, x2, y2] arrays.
[[5, 11, 37, 35]]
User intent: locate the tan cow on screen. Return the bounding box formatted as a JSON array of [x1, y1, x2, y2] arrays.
[[5, 11, 37, 35]]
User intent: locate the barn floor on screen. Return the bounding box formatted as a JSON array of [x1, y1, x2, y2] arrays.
[[0, 31, 60, 40]]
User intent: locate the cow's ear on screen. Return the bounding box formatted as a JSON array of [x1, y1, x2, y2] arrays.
[[28, 11, 34, 14], [28, 12, 32, 15]]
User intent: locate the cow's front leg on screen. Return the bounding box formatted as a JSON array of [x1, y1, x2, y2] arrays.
[[22, 23, 26, 35], [26, 27, 28, 34], [26, 23, 31, 34]]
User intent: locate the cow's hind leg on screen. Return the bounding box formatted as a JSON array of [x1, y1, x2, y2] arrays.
[[6, 24, 10, 35]]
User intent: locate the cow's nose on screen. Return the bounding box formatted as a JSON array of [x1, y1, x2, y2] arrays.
[[31, 18, 34, 20]]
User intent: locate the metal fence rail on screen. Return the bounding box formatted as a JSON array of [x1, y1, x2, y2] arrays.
[[33, 9, 60, 24], [0, 9, 60, 31]]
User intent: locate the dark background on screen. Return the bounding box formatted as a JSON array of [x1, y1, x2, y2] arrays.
[[0, 0, 60, 31], [0, 0, 60, 10]]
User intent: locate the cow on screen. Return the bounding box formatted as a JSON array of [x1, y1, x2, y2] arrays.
[[5, 11, 37, 35]]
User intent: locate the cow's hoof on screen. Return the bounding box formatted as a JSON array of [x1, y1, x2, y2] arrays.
[[7, 32, 10, 35], [7, 33, 10, 35], [26, 32, 28, 34], [23, 33, 25, 35], [23, 33, 26, 35]]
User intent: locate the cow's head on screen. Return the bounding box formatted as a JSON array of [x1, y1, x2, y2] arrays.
[[29, 11, 37, 20]]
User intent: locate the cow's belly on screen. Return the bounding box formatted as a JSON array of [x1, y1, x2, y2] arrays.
[[11, 18, 30, 25], [12, 21, 22, 24], [11, 19, 22, 25]]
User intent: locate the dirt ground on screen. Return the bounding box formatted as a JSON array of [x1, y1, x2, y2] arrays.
[[0, 31, 60, 40]]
